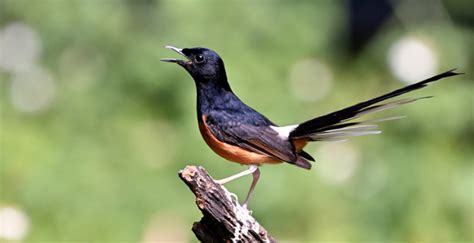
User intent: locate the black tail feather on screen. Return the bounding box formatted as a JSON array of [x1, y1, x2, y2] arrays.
[[290, 69, 463, 138], [298, 150, 315, 162]]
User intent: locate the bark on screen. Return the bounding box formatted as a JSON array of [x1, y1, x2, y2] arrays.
[[178, 165, 276, 243]]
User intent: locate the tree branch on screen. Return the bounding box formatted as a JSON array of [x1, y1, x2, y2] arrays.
[[179, 165, 276, 243]]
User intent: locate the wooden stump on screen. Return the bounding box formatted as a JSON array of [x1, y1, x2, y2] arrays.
[[179, 165, 276, 243]]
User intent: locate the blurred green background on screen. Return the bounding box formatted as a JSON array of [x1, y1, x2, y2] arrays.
[[0, 0, 472, 242]]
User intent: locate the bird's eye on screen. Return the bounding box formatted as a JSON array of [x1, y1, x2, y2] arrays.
[[194, 54, 205, 63]]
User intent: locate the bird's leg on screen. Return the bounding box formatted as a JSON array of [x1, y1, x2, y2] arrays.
[[242, 167, 260, 210], [215, 165, 258, 185]]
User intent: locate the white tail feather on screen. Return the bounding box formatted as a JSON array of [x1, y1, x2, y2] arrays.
[[270, 125, 298, 139], [323, 124, 379, 133], [311, 130, 382, 141], [305, 115, 405, 142], [348, 97, 426, 121]]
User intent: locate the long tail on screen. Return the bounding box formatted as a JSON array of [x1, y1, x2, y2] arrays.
[[289, 69, 463, 141]]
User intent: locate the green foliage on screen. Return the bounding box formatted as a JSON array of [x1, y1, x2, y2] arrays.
[[0, 0, 472, 242]]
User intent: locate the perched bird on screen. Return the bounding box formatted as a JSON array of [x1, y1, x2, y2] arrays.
[[162, 45, 461, 208]]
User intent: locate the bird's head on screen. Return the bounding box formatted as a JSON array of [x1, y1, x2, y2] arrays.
[[162, 45, 227, 84]]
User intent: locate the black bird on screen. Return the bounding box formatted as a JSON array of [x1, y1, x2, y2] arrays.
[[162, 45, 461, 208]]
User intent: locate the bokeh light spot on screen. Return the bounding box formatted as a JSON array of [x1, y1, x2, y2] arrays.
[[289, 58, 333, 102], [315, 142, 360, 185], [0, 206, 30, 241], [387, 36, 439, 84], [10, 66, 56, 113], [0, 22, 41, 73]]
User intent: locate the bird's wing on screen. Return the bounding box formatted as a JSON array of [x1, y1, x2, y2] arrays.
[[204, 112, 298, 163]]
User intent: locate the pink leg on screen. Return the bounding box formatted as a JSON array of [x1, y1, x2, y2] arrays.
[[242, 167, 260, 209], [215, 165, 258, 185]]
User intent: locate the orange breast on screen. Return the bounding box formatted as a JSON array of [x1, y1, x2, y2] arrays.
[[198, 117, 281, 165]]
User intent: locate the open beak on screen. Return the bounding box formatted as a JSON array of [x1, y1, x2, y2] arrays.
[[161, 45, 191, 65]]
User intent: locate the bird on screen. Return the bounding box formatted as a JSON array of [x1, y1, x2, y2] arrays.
[[161, 45, 462, 209]]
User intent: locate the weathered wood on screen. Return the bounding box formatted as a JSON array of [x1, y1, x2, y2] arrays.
[[179, 165, 276, 243]]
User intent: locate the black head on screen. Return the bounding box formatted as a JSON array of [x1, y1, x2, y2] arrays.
[[162, 45, 228, 85]]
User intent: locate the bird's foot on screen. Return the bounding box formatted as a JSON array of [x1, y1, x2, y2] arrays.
[[223, 189, 253, 215], [242, 204, 253, 215], [228, 192, 239, 203]]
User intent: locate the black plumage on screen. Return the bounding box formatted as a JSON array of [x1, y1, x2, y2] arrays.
[[163, 46, 462, 169], [162, 45, 462, 208]]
